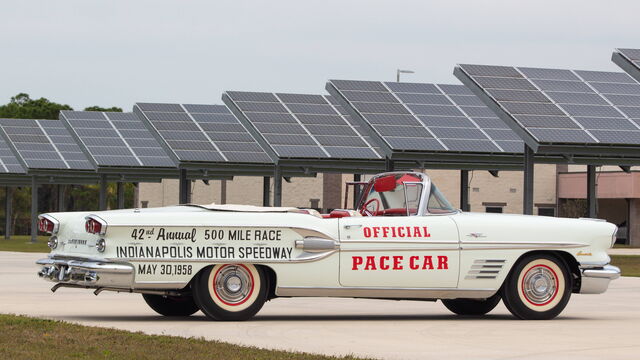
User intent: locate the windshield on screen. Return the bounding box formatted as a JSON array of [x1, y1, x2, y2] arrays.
[[427, 183, 456, 214], [358, 174, 423, 216]]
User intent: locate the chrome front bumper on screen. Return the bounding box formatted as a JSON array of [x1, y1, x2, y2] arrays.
[[37, 257, 134, 288], [579, 264, 621, 294]]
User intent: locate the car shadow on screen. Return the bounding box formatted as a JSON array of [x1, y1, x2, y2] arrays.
[[60, 313, 588, 322]]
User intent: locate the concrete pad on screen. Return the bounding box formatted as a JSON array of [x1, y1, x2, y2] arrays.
[[608, 248, 640, 255], [1, 251, 638, 360]]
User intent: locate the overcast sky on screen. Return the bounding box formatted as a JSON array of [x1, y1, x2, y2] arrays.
[[1, 0, 638, 110]]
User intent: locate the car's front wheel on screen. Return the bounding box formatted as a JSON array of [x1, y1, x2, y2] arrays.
[[142, 294, 199, 316], [501, 254, 572, 320], [192, 264, 268, 321], [441, 293, 501, 316]]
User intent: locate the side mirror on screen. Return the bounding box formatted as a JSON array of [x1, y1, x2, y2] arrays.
[[373, 175, 396, 192]]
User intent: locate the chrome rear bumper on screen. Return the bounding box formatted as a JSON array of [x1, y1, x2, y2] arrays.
[[37, 257, 134, 288], [579, 264, 621, 294]]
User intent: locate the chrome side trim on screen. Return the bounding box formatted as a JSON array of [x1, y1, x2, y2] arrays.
[[465, 259, 506, 280], [295, 237, 339, 252], [276, 286, 496, 299], [340, 247, 459, 252], [461, 241, 588, 250], [341, 240, 459, 245]]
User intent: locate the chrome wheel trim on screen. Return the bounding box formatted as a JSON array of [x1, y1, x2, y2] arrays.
[[213, 265, 253, 305], [522, 266, 557, 305]]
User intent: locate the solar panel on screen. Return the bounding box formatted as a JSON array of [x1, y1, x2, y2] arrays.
[[0, 135, 25, 174], [613, 48, 640, 83], [0, 119, 94, 170], [455, 64, 640, 147], [60, 111, 175, 168], [326, 80, 523, 153], [223, 91, 382, 159], [133, 103, 273, 164]]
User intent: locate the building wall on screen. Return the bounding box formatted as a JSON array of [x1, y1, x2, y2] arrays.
[[139, 165, 559, 214]]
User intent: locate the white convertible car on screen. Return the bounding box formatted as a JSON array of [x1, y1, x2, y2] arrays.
[[36, 172, 620, 321]]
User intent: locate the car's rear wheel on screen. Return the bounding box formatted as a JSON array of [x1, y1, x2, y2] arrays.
[[142, 294, 199, 316], [501, 254, 572, 320], [441, 293, 501, 316], [192, 264, 268, 321]]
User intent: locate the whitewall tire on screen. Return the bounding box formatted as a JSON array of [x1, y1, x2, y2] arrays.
[[502, 254, 571, 320], [192, 264, 268, 321]]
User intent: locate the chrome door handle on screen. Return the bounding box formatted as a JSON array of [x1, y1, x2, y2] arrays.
[[344, 224, 363, 229]]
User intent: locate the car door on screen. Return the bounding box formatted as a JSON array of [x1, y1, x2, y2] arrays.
[[339, 215, 460, 288]]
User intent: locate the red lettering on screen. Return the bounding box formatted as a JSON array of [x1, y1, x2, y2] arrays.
[[380, 256, 390, 270], [372, 227, 380, 237], [365, 256, 377, 270], [382, 227, 390, 237], [412, 227, 421, 237], [393, 256, 403, 270], [397, 227, 405, 237], [437, 256, 449, 270], [352, 256, 363, 270], [363, 227, 371, 238], [422, 256, 434, 270], [409, 256, 419, 270], [423, 226, 431, 237], [391, 227, 397, 237]]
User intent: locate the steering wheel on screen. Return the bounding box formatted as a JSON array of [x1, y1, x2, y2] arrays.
[[360, 198, 381, 216]]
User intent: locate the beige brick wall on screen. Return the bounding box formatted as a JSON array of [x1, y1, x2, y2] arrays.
[[139, 166, 558, 214]]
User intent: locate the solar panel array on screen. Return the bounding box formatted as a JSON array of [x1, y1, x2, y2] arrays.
[[613, 48, 640, 82], [456, 64, 640, 145], [133, 103, 272, 164], [223, 91, 382, 159], [0, 119, 93, 170], [327, 80, 523, 153], [0, 135, 25, 174], [60, 111, 174, 168]]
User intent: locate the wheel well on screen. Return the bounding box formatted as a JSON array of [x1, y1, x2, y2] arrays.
[[258, 265, 278, 300], [509, 250, 581, 293]]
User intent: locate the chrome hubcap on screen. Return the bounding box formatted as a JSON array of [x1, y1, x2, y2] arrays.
[[214, 265, 253, 304], [523, 266, 557, 305]]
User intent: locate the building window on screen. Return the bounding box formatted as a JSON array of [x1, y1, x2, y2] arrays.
[[486, 206, 503, 213], [538, 207, 555, 217]]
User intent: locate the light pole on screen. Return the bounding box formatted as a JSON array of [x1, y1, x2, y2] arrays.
[[397, 69, 415, 82]]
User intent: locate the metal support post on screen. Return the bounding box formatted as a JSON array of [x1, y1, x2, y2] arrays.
[[99, 174, 108, 210], [523, 145, 535, 215], [385, 158, 395, 172], [179, 169, 190, 204], [5, 187, 11, 239], [220, 180, 227, 205], [273, 166, 283, 207], [57, 185, 65, 211], [587, 165, 597, 218], [262, 177, 270, 207], [117, 182, 125, 209], [353, 174, 362, 209], [31, 177, 38, 243], [460, 170, 470, 212]]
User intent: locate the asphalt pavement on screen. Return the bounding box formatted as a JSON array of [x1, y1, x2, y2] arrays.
[[1, 251, 638, 360]]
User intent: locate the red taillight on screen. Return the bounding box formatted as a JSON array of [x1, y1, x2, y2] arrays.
[[85, 218, 102, 234], [38, 218, 55, 233]]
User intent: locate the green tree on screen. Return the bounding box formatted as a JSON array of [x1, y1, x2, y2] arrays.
[[83, 106, 123, 112], [0, 93, 72, 120]]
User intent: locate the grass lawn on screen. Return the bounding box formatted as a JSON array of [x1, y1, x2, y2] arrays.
[[0, 235, 50, 253], [0, 314, 366, 360], [610, 255, 640, 277]]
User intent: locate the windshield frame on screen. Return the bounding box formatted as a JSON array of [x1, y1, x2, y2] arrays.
[[357, 172, 459, 216]]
